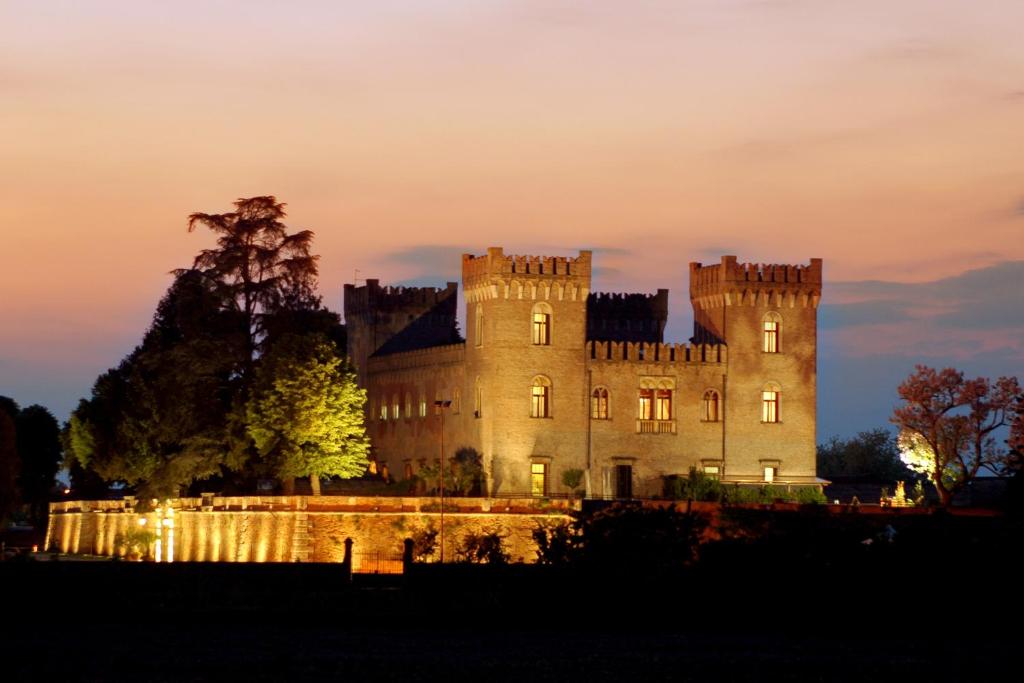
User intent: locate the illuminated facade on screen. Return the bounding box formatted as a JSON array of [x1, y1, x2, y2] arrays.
[[345, 248, 823, 498]]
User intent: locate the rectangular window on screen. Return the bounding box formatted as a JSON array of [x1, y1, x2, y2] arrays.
[[763, 466, 776, 483], [531, 462, 547, 497], [379, 403, 388, 421], [704, 465, 720, 476], [762, 391, 779, 423], [419, 399, 427, 418], [638, 389, 653, 420], [532, 312, 550, 345], [475, 305, 483, 347], [403, 462, 413, 480], [655, 389, 672, 421], [531, 385, 549, 418], [763, 321, 779, 353]]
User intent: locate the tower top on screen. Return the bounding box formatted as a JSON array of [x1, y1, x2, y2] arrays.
[[689, 255, 822, 300], [462, 247, 592, 290]]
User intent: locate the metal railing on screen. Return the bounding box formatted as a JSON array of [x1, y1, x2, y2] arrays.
[[352, 550, 404, 575]]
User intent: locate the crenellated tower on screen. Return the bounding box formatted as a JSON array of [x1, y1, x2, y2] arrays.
[[343, 279, 460, 385], [689, 256, 822, 481], [461, 247, 592, 495]]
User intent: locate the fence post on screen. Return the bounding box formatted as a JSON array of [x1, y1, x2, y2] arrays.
[[403, 537, 414, 572], [343, 537, 353, 582]]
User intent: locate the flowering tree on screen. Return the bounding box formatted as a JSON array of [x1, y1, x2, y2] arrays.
[[892, 365, 1020, 505]]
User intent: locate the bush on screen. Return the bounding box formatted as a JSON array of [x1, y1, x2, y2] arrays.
[[455, 528, 510, 564], [410, 525, 438, 562], [532, 520, 577, 564], [663, 468, 724, 502]]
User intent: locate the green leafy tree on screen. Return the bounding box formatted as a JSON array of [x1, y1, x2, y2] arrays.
[[817, 428, 909, 482], [892, 365, 1020, 506], [561, 468, 584, 498], [65, 272, 240, 497], [246, 334, 369, 494]]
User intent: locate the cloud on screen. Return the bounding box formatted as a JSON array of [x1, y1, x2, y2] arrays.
[[823, 261, 1024, 331]]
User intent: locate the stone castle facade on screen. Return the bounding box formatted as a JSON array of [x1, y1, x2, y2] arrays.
[[344, 248, 823, 499]]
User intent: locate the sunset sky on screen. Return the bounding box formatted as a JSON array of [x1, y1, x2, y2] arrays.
[[2, 1, 1022, 439]]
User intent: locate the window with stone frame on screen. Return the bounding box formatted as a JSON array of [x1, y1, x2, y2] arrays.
[[761, 382, 781, 423], [763, 311, 782, 353], [531, 462, 548, 497], [702, 389, 720, 422], [531, 376, 552, 418], [532, 302, 552, 345], [591, 387, 609, 419]]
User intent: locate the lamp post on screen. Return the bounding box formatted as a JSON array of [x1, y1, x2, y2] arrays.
[[433, 399, 452, 562]]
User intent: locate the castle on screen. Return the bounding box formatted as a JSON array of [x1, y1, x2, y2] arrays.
[[344, 248, 823, 499]]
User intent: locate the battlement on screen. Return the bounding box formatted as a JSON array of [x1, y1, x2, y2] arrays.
[[689, 255, 822, 297], [344, 279, 458, 317], [587, 341, 726, 365], [462, 247, 592, 289]]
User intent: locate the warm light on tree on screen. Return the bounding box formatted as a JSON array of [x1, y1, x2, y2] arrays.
[[891, 365, 1020, 506], [246, 334, 369, 495]]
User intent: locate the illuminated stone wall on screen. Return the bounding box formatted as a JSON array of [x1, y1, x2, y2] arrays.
[[46, 496, 576, 564]]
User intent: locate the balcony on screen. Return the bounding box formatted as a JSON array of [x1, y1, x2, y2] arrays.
[[636, 419, 676, 434]]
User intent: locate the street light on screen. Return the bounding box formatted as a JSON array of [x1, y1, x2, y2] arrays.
[[433, 399, 452, 562]]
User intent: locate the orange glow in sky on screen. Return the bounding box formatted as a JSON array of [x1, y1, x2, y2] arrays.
[[1, 1, 1023, 436]]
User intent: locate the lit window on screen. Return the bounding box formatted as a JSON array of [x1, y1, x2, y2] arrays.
[[452, 388, 461, 414], [419, 396, 427, 418], [638, 388, 653, 420], [763, 312, 781, 353], [392, 395, 400, 420], [532, 313, 550, 345], [531, 376, 551, 418], [704, 465, 720, 476], [531, 462, 547, 497], [655, 389, 672, 420], [763, 466, 776, 483], [405, 393, 412, 419], [591, 387, 609, 419], [702, 390, 720, 422], [761, 383, 780, 423], [379, 402, 388, 421]]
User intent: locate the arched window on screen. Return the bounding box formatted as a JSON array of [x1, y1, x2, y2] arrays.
[[531, 376, 551, 418], [378, 400, 387, 421], [475, 304, 484, 347], [474, 377, 482, 417], [702, 390, 720, 422], [532, 302, 552, 345], [419, 394, 427, 418], [761, 382, 781, 423], [591, 387, 609, 420], [405, 392, 412, 419], [392, 394, 401, 420], [763, 311, 782, 353]]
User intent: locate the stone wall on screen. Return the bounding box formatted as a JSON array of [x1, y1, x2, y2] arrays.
[[46, 496, 577, 564]]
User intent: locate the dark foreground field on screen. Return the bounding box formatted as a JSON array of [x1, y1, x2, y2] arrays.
[[3, 510, 1022, 681]]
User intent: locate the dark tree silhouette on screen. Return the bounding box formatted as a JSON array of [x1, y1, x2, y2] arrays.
[[0, 409, 18, 524], [816, 429, 909, 482], [184, 196, 320, 360], [15, 405, 62, 526]]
